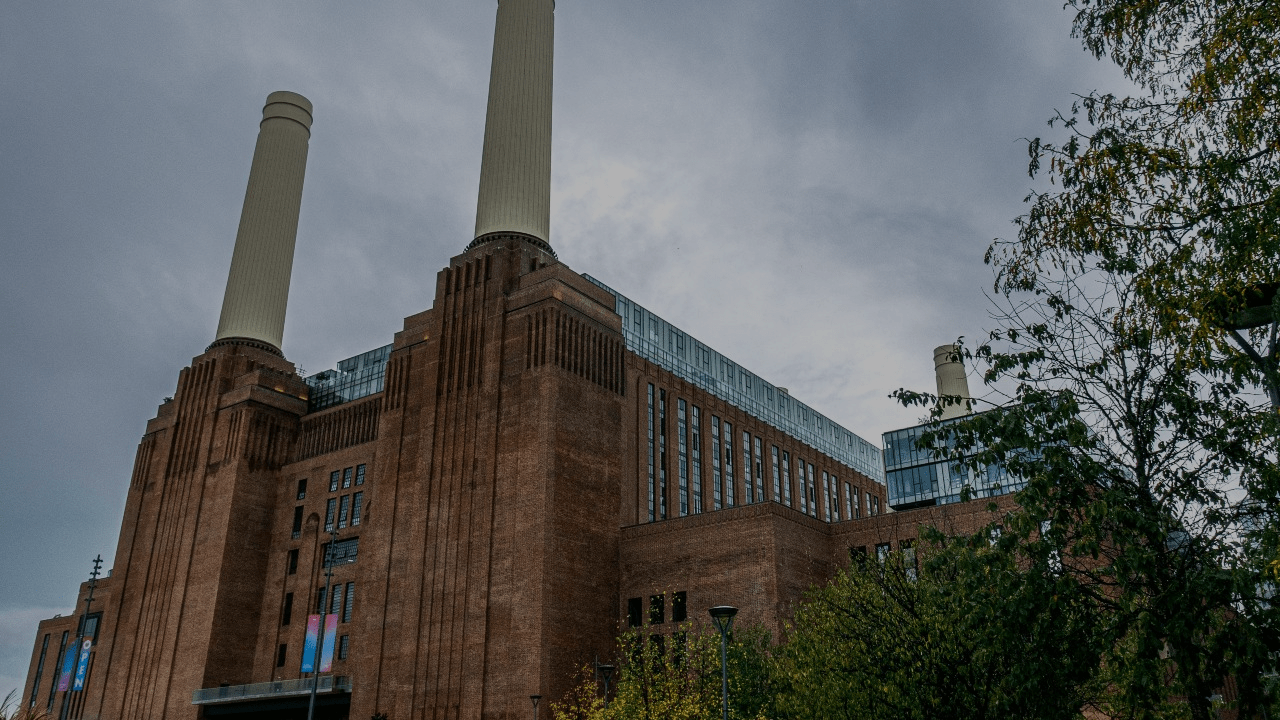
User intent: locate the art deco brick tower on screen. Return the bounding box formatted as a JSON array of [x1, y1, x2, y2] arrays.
[[88, 92, 314, 719]]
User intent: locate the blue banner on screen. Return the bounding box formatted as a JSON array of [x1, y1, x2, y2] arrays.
[[56, 640, 77, 691], [72, 640, 92, 691], [300, 615, 320, 673]]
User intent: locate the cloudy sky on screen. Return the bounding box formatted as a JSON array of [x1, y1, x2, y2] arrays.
[[0, 0, 1129, 696]]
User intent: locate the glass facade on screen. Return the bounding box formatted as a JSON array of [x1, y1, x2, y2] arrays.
[[881, 414, 1025, 510], [583, 275, 884, 483], [304, 343, 394, 412]]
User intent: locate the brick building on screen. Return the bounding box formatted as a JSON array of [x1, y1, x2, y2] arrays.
[[20, 2, 1007, 719]]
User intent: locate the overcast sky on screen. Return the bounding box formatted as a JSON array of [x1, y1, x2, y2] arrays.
[[0, 0, 1130, 696]]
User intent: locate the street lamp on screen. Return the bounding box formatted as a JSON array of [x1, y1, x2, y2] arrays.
[[530, 694, 541, 720], [596, 663, 616, 708], [1209, 281, 1280, 410], [307, 525, 340, 720], [708, 606, 738, 720]]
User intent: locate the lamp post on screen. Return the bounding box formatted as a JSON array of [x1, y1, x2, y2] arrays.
[[708, 606, 738, 720], [307, 525, 339, 720], [59, 555, 103, 720], [530, 694, 541, 720], [596, 662, 615, 708], [1209, 281, 1280, 410]]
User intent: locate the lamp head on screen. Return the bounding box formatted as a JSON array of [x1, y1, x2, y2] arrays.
[[708, 605, 738, 634], [530, 695, 541, 709]]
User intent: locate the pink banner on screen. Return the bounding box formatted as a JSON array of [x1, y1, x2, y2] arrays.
[[319, 614, 339, 672]]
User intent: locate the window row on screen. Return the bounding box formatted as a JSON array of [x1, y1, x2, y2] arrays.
[[275, 635, 350, 668], [645, 384, 882, 523], [627, 591, 688, 627], [294, 463, 368, 502], [324, 493, 364, 532]]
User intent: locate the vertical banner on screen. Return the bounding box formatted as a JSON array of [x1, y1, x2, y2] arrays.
[[56, 641, 77, 691], [72, 640, 93, 691], [319, 614, 339, 672], [300, 615, 321, 673]]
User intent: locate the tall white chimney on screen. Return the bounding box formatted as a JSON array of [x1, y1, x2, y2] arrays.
[[214, 91, 313, 353], [933, 344, 972, 420], [471, 0, 555, 254]]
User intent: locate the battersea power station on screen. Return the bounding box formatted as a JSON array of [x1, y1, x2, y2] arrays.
[[20, 1, 1006, 718]]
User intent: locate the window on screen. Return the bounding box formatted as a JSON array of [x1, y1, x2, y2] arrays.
[[849, 545, 868, 563], [288, 549, 299, 575], [822, 472, 832, 522], [901, 540, 918, 581], [771, 446, 781, 502], [627, 597, 643, 628], [79, 612, 102, 641], [875, 543, 892, 564], [30, 633, 49, 706], [330, 583, 342, 615], [343, 583, 355, 623], [649, 594, 665, 625], [282, 593, 294, 625], [711, 416, 723, 510], [342, 467, 353, 489], [324, 537, 360, 567], [844, 482, 853, 520], [659, 390, 667, 520], [338, 635, 350, 661], [324, 498, 337, 531], [782, 451, 792, 507], [672, 591, 687, 622], [48, 631, 67, 711], [647, 384, 656, 522], [292, 506, 303, 539], [351, 492, 364, 526], [723, 422, 735, 507], [753, 437, 763, 503], [338, 495, 351, 529], [329, 471, 340, 493], [742, 431, 753, 504], [677, 399, 688, 517], [296, 478, 307, 500], [355, 464, 366, 486], [276, 643, 288, 668], [808, 463, 818, 517], [316, 586, 327, 614], [691, 406, 702, 514], [989, 525, 1003, 546], [796, 460, 807, 514]]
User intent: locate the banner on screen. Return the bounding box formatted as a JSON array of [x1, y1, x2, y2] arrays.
[[319, 614, 339, 672], [300, 615, 321, 673], [56, 640, 77, 691], [72, 640, 93, 691]]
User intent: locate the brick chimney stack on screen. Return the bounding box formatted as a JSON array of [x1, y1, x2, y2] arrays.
[[471, 0, 555, 255], [214, 91, 313, 353]]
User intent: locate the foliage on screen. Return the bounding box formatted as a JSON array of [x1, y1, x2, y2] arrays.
[[551, 624, 774, 720], [0, 691, 50, 720], [774, 542, 1099, 720]]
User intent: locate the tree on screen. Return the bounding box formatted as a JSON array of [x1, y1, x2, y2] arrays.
[[774, 541, 1099, 720], [890, 2, 1280, 718], [551, 624, 774, 720]]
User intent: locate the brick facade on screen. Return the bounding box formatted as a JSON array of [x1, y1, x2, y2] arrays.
[[23, 236, 1005, 720]]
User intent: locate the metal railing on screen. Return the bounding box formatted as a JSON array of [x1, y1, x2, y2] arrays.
[[192, 676, 351, 705]]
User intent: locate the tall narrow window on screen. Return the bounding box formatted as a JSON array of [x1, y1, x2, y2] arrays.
[[354, 464, 366, 486], [288, 549, 298, 575], [292, 506, 304, 539], [711, 416, 723, 511], [808, 463, 818, 517], [796, 460, 807, 514], [324, 498, 337, 532], [282, 592, 294, 626], [742, 430, 753, 504], [277, 644, 288, 668], [672, 591, 687, 622], [343, 582, 355, 622], [47, 631, 67, 711], [854, 487, 862, 519], [338, 495, 351, 529], [329, 471, 340, 492], [647, 384, 656, 522], [351, 492, 364, 526], [338, 635, 350, 660], [659, 389, 668, 520], [902, 540, 918, 581], [342, 467, 353, 489], [771, 446, 781, 502], [723, 421, 735, 507], [330, 583, 342, 615], [677, 399, 689, 517], [30, 633, 49, 708], [296, 478, 307, 500], [782, 451, 792, 507], [627, 598, 643, 627], [753, 437, 764, 503], [844, 482, 853, 520], [691, 406, 703, 514], [316, 586, 327, 614], [822, 471, 832, 522]]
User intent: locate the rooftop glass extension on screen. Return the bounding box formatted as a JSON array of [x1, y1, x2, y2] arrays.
[[882, 414, 1025, 510], [304, 344, 393, 412], [584, 275, 884, 482]]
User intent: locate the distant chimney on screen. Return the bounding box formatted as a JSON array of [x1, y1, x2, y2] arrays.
[[213, 91, 313, 354], [470, 0, 555, 255], [933, 344, 971, 420]]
